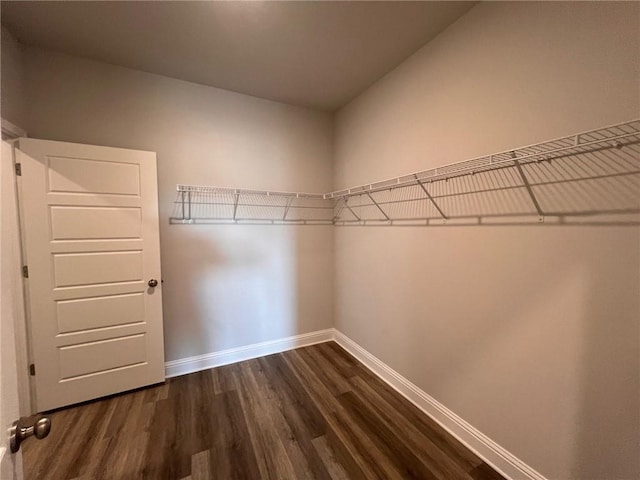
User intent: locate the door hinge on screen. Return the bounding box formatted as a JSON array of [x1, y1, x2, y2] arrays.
[[15, 163, 21, 176], [22, 265, 29, 278], [29, 364, 35, 376]]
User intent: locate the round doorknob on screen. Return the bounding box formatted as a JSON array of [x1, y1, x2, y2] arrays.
[[10, 415, 51, 453], [33, 417, 51, 439], [148, 279, 158, 288]]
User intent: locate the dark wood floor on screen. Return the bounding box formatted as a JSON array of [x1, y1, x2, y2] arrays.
[[24, 341, 505, 480]]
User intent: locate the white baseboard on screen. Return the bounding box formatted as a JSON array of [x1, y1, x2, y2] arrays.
[[164, 328, 334, 378], [165, 327, 545, 480], [333, 329, 547, 480]]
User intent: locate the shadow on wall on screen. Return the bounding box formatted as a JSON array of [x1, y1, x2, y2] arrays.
[[336, 138, 640, 227], [161, 225, 296, 358], [160, 224, 332, 361]]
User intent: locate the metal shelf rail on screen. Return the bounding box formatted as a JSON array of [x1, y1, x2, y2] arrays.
[[170, 186, 335, 225], [170, 119, 640, 226]]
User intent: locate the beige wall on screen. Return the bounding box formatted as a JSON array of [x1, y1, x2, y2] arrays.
[[18, 47, 334, 362], [334, 2, 639, 479], [1, 26, 25, 127], [2, 2, 639, 477]]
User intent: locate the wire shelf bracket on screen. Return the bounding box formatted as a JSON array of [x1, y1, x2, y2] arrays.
[[511, 154, 545, 221], [415, 174, 448, 221]]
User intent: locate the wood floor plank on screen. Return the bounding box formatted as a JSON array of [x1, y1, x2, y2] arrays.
[[142, 381, 168, 403], [141, 395, 180, 479], [209, 390, 262, 480], [23, 341, 505, 480], [311, 435, 351, 480], [233, 365, 298, 479], [242, 361, 321, 480], [349, 374, 479, 478], [338, 390, 444, 480], [284, 349, 403, 480], [109, 432, 151, 480], [103, 389, 137, 439], [169, 376, 197, 478], [80, 437, 116, 480], [257, 354, 327, 438], [296, 345, 353, 396], [190, 449, 212, 480], [185, 372, 215, 459], [348, 354, 484, 471], [249, 358, 333, 480], [470, 462, 509, 480], [318, 428, 373, 480], [210, 366, 223, 395], [315, 342, 359, 379], [61, 398, 113, 479], [216, 362, 240, 393]]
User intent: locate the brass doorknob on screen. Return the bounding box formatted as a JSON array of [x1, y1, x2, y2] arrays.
[[148, 279, 158, 288], [10, 416, 51, 453]]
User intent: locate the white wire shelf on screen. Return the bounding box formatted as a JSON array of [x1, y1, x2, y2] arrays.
[[170, 119, 640, 226], [170, 185, 335, 225]]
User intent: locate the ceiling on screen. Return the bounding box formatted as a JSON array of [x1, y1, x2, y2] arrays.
[[1, 1, 475, 112]]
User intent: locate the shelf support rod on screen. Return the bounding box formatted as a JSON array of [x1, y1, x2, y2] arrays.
[[511, 152, 544, 218], [333, 198, 346, 222], [414, 175, 447, 219], [232, 191, 240, 221], [181, 190, 186, 220], [343, 197, 361, 221], [187, 191, 192, 220], [282, 197, 293, 221], [366, 192, 390, 221]]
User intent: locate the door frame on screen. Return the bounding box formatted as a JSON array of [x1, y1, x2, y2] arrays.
[[2, 118, 34, 416]]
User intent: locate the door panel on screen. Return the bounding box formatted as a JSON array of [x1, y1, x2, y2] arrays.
[[59, 334, 147, 380], [47, 156, 141, 195], [52, 250, 143, 287], [50, 206, 142, 240], [54, 323, 147, 348], [17, 138, 164, 412], [56, 293, 145, 333]]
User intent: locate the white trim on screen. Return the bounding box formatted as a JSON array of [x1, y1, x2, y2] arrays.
[[164, 328, 334, 378], [164, 328, 546, 480], [2, 140, 33, 416], [1, 118, 27, 139], [333, 329, 547, 480]]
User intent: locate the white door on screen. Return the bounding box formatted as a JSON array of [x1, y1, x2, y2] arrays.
[[17, 138, 165, 412], [1, 140, 24, 480]]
